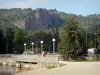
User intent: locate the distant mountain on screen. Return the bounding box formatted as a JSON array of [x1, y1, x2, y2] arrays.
[[25, 8, 64, 30], [0, 8, 100, 31]]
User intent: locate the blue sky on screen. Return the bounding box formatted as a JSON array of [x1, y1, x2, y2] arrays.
[[0, 0, 100, 16]]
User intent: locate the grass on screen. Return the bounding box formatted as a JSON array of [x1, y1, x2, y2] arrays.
[[47, 65, 57, 69]]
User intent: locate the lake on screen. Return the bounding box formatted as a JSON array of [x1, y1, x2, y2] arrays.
[[0, 65, 20, 75]]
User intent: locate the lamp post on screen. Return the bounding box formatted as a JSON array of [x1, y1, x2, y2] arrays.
[[36, 42, 38, 54], [31, 42, 34, 52], [84, 27, 88, 51], [40, 41, 43, 53], [52, 38, 56, 55], [5, 37, 8, 54], [94, 33, 97, 49], [3, 28, 8, 54], [24, 43, 26, 54]]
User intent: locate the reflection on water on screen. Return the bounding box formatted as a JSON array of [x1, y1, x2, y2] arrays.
[[0, 65, 20, 75]]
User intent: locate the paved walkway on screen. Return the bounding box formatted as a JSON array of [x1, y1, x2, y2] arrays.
[[16, 62, 100, 75]]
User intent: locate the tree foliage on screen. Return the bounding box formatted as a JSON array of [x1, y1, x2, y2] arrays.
[[58, 16, 82, 60], [13, 29, 26, 53], [12, 28, 60, 53], [88, 40, 94, 48], [1, 8, 100, 55]]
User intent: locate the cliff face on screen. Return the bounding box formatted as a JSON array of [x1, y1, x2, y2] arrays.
[[25, 8, 64, 30]]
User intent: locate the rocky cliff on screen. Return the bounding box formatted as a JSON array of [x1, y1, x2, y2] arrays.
[[24, 8, 64, 30]]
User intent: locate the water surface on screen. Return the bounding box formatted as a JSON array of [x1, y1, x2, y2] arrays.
[[0, 65, 20, 75]]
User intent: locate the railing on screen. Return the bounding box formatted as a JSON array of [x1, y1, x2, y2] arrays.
[[88, 54, 100, 61], [0, 54, 13, 58], [0, 54, 15, 63], [14, 55, 59, 64], [0, 54, 59, 64]]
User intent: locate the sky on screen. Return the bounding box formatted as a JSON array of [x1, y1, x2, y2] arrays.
[[0, 0, 100, 16]]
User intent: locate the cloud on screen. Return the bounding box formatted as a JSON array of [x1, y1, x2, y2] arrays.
[[27, 0, 48, 4], [0, 1, 30, 9], [0, 0, 48, 9]]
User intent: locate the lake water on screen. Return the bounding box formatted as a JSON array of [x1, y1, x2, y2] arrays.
[[0, 65, 20, 75]]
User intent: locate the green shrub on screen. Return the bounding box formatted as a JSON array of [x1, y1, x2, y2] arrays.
[[47, 65, 57, 69]]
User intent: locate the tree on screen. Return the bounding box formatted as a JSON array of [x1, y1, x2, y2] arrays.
[[58, 16, 82, 60], [97, 35, 100, 53], [88, 40, 94, 48], [25, 29, 53, 52], [13, 29, 26, 53], [6, 28, 14, 53], [0, 30, 4, 53]]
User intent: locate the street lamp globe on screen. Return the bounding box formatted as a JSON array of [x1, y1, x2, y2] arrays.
[[94, 33, 97, 35], [24, 43, 26, 46], [31, 42, 34, 45], [52, 38, 55, 42], [40, 41, 43, 43]]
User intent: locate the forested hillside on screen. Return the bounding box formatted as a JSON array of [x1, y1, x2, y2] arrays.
[[0, 8, 100, 55], [0, 8, 100, 31]]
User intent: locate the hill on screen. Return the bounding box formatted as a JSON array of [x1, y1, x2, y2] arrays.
[[0, 8, 100, 32]]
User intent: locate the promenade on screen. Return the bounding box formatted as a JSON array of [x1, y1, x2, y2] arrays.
[[16, 62, 100, 75]]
